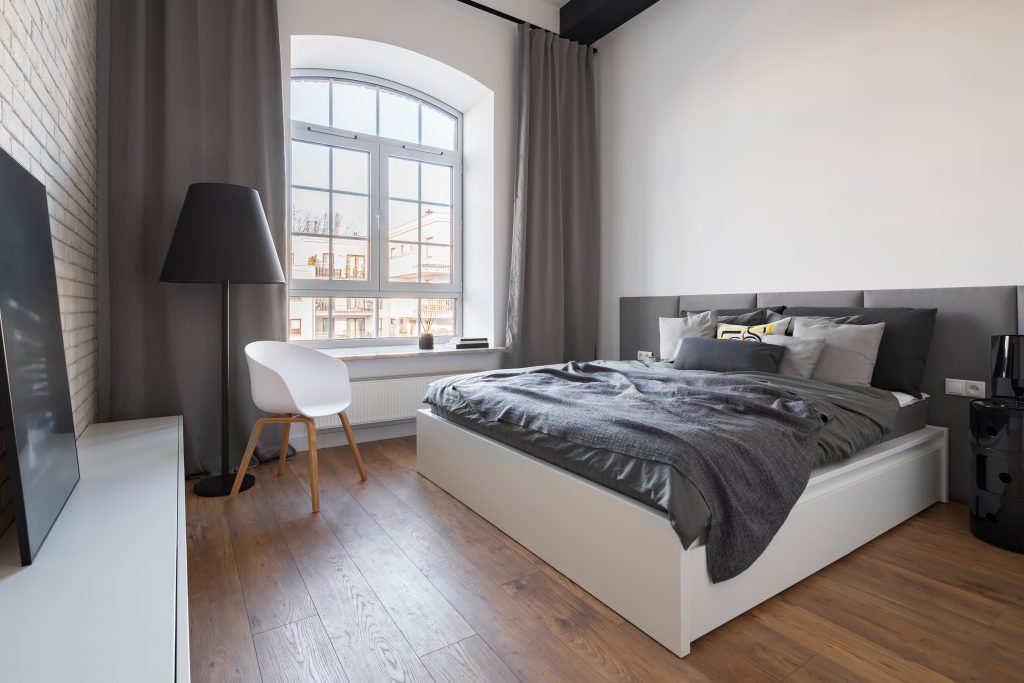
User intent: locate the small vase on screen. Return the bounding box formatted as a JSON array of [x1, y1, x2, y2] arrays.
[[418, 332, 434, 350]]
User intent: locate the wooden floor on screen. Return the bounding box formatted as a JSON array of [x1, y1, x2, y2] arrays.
[[188, 436, 1024, 682]]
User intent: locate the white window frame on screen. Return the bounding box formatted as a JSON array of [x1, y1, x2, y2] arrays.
[[289, 69, 463, 347]]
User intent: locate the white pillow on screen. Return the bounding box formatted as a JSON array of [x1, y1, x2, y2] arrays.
[[891, 391, 929, 407], [759, 335, 826, 379], [793, 318, 886, 386], [659, 310, 717, 360]]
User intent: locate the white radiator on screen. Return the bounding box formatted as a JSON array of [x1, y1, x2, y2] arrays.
[[313, 373, 459, 429]]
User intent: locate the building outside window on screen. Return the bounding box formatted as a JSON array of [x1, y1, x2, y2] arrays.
[[287, 71, 462, 345]]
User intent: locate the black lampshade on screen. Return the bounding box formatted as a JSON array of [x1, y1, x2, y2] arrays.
[[160, 183, 285, 284], [992, 335, 1024, 400]]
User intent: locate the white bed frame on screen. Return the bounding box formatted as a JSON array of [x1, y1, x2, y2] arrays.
[[416, 409, 948, 657]]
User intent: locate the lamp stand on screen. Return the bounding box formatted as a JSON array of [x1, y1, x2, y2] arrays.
[[193, 279, 255, 497]]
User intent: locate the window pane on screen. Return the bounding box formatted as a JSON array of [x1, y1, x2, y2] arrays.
[[291, 188, 330, 235], [378, 298, 420, 338], [288, 297, 318, 341], [421, 298, 456, 336], [291, 141, 329, 189], [332, 193, 369, 238], [421, 105, 456, 150], [332, 238, 369, 281], [291, 80, 329, 126], [388, 157, 418, 200], [332, 147, 369, 195], [332, 81, 376, 135], [313, 297, 333, 340], [421, 163, 451, 205], [290, 235, 331, 280], [421, 245, 451, 283], [332, 297, 376, 340], [379, 90, 419, 143], [420, 205, 451, 245], [387, 241, 418, 283], [388, 199, 419, 241]]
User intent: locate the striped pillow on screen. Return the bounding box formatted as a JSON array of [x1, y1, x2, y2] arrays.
[[717, 317, 791, 341]]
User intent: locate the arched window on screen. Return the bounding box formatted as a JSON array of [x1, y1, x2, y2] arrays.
[[287, 71, 462, 345]]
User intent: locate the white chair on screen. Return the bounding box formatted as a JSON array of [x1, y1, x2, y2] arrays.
[[229, 341, 367, 512]]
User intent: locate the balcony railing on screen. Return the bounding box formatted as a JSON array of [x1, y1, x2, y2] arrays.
[[315, 266, 367, 279]]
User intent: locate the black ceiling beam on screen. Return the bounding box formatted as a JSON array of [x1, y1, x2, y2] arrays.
[[452, 0, 597, 52], [560, 0, 662, 45]]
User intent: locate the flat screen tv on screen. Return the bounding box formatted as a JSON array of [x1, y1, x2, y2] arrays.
[[0, 147, 80, 565]]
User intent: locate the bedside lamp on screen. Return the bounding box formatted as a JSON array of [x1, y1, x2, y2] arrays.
[[160, 183, 286, 497], [992, 335, 1024, 403]]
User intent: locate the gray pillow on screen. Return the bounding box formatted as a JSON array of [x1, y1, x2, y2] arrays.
[[673, 338, 785, 373], [778, 306, 937, 398], [768, 309, 864, 332], [684, 309, 766, 326], [792, 318, 885, 386], [760, 335, 827, 379], [659, 310, 717, 360], [685, 307, 787, 325]]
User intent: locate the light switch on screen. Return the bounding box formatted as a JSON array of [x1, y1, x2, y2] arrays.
[[945, 378, 965, 396]]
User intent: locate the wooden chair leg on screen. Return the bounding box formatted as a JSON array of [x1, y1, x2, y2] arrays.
[[303, 417, 320, 513], [339, 411, 367, 481], [277, 420, 292, 477], [230, 419, 266, 499]]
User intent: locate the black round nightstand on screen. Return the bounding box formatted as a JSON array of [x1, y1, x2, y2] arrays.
[[970, 398, 1024, 553]]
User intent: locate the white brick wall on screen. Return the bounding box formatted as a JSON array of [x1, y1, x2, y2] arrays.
[[0, 0, 98, 436]]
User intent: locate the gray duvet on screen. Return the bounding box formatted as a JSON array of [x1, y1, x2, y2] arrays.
[[423, 361, 900, 582]]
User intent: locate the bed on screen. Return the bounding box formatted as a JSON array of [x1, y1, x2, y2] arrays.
[[424, 362, 933, 565], [413, 286, 1020, 656]]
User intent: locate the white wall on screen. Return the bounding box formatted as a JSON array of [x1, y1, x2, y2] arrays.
[[0, 0, 98, 434], [279, 0, 542, 346], [597, 0, 1024, 357]]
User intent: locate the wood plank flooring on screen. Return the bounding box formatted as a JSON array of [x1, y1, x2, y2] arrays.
[[188, 436, 1024, 682]]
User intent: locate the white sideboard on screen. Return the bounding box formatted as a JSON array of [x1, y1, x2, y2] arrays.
[[0, 416, 188, 682]]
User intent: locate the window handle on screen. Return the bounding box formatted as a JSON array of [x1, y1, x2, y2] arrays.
[[307, 125, 357, 139], [401, 144, 444, 156]]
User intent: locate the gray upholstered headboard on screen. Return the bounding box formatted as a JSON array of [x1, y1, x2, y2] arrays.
[[620, 286, 1024, 503]]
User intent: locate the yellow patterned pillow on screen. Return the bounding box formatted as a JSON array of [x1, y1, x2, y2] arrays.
[[717, 318, 791, 341]]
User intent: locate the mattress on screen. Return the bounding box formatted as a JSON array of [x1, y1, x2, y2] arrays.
[[426, 364, 929, 548]]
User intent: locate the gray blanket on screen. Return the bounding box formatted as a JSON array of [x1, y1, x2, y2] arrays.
[[451, 362, 831, 582]]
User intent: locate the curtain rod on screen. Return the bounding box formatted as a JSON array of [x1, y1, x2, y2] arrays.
[[452, 0, 598, 52], [454, 0, 540, 28]]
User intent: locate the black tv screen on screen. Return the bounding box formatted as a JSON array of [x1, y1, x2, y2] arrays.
[[0, 147, 80, 565]]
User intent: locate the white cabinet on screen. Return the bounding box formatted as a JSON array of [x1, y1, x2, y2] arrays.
[[0, 416, 188, 682]]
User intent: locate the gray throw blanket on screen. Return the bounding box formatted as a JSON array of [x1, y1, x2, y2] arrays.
[[452, 362, 829, 582]]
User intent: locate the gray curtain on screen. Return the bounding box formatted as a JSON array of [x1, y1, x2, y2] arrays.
[[505, 25, 599, 368], [102, 0, 287, 475]]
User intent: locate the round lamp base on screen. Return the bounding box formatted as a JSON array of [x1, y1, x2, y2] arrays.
[[193, 473, 255, 497]]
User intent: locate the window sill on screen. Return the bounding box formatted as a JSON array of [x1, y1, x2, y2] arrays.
[[319, 344, 505, 362]]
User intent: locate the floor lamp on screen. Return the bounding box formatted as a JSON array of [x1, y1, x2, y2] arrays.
[[160, 183, 286, 497]]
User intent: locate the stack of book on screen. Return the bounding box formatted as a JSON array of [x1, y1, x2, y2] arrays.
[[452, 337, 489, 349]]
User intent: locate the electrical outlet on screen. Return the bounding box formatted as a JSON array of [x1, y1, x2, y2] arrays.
[[965, 380, 986, 398], [945, 378, 966, 396]]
